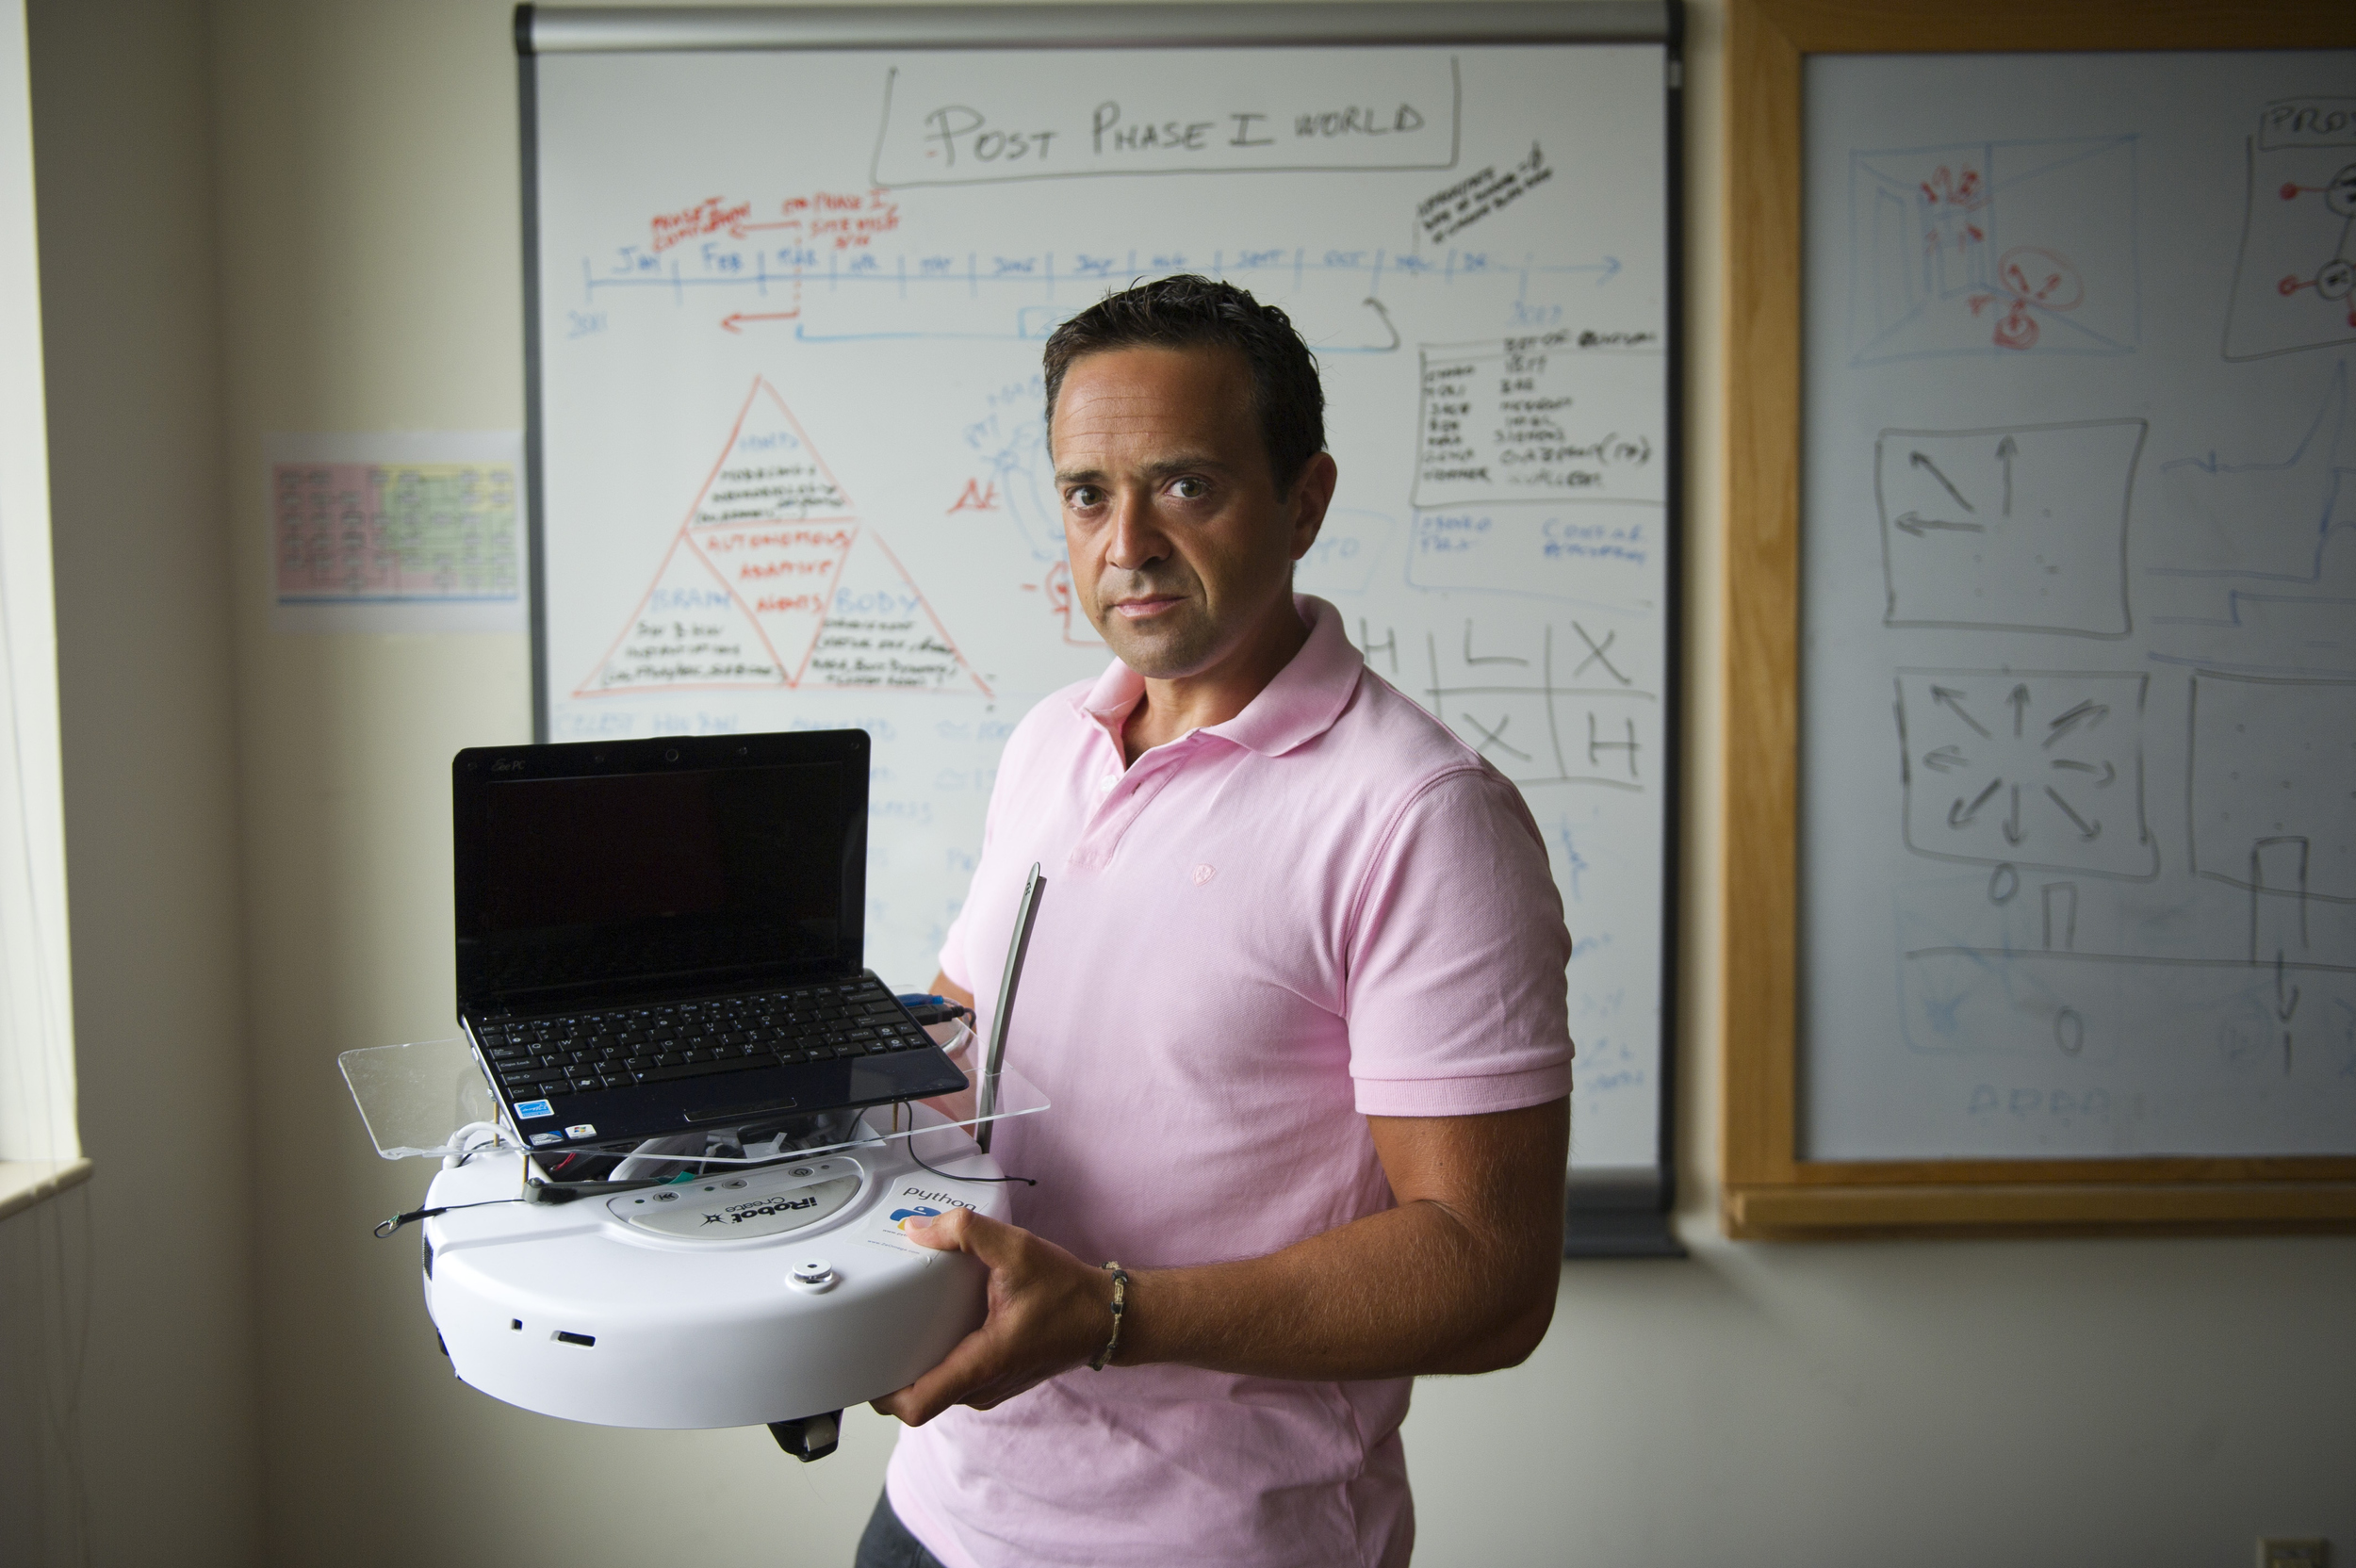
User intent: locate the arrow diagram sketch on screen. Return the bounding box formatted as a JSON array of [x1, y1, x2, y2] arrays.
[[575, 377, 990, 697], [1875, 419, 2145, 636], [1893, 669, 2156, 877]]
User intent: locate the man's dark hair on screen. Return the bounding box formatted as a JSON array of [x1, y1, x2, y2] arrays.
[[1042, 274, 1326, 494]]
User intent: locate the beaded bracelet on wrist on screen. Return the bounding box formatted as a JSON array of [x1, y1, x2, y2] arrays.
[[1088, 1262, 1129, 1371]]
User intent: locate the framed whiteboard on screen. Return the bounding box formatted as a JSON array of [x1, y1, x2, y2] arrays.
[[518, 3, 1687, 1254], [1724, 0, 2356, 1236]]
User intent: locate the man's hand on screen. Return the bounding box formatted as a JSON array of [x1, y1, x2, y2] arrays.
[[869, 1207, 1116, 1427]]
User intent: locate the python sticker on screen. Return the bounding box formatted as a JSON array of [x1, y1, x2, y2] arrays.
[[864, 1181, 977, 1258]]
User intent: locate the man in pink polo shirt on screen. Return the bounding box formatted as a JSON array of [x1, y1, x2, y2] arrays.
[[858, 276, 1572, 1568]]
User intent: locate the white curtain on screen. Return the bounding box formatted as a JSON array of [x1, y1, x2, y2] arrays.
[[0, 0, 78, 1167]]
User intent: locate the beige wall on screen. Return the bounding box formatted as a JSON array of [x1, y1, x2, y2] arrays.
[[1, 0, 262, 1562], [4, 2, 2351, 1564]]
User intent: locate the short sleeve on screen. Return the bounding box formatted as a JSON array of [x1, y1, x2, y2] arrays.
[[1343, 766, 1574, 1117]]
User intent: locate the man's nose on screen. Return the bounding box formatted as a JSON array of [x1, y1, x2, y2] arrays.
[[1104, 488, 1169, 572]]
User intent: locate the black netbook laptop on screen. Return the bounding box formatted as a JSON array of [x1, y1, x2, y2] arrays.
[[452, 729, 968, 1152]]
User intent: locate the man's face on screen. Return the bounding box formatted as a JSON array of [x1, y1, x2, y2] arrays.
[[1051, 344, 1329, 681]]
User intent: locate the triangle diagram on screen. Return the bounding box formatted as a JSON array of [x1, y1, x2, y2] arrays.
[[577, 378, 990, 698], [573, 530, 789, 694], [800, 528, 990, 693], [686, 377, 857, 527]]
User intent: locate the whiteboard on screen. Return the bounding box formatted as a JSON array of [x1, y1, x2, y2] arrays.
[[1800, 51, 2356, 1160], [522, 8, 1680, 1177]]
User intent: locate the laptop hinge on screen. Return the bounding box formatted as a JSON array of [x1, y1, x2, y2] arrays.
[[467, 966, 865, 1019]]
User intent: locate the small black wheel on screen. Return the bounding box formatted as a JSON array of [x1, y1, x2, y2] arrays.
[[767, 1411, 842, 1462]]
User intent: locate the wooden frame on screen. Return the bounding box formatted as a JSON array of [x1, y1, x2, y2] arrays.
[[1721, 0, 2356, 1238]]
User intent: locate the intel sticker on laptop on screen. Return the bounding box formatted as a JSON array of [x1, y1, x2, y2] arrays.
[[515, 1099, 554, 1119]]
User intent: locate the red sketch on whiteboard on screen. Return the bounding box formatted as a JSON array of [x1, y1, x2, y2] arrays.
[[575, 377, 990, 697], [648, 189, 901, 254], [1042, 560, 1105, 647], [1916, 164, 1988, 257], [1847, 137, 2138, 364], [1969, 246, 2086, 351], [948, 478, 1001, 512]]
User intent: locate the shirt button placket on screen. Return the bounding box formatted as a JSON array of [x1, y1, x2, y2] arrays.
[[1070, 746, 1123, 873]]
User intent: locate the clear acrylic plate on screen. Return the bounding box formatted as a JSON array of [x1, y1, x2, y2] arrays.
[[337, 1023, 1047, 1165]]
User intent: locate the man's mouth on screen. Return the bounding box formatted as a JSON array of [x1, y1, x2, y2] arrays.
[[1106, 594, 1186, 621]]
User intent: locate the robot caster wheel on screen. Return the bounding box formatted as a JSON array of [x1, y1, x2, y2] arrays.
[[768, 1411, 841, 1462]]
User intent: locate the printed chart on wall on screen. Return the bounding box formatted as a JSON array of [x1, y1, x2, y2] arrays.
[[1801, 54, 2356, 1160], [523, 9, 1679, 1180]]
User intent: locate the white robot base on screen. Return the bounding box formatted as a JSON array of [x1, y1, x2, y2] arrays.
[[418, 1103, 1012, 1461]]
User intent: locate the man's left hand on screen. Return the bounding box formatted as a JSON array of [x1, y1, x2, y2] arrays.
[[869, 1208, 1116, 1427]]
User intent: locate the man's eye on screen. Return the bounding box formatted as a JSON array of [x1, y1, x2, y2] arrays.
[[1170, 477, 1209, 499], [1066, 486, 1103, 509]]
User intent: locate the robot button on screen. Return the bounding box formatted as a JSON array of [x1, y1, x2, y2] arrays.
[[788, 1259, 838, 1293]]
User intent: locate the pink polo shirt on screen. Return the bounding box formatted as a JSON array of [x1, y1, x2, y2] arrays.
[[887, 596, 1572, 1568]]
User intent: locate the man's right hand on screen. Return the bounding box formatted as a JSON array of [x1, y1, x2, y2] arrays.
[[869, 1206, 1117, 1427]]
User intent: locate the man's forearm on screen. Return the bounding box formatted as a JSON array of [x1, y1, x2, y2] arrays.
[[1115, 1191, 1560, 1380], [873, 1097, 1568, 1426]]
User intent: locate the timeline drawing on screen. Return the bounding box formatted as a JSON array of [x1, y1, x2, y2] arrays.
[[1876, 420, 2144, 636], [1893, 670, 2156, 879], [582, 237, 1618, 352], [2151, 359, 2355, 582], [2223, 98, 2356, 361], [1846, 136, 2139, 365], [1351, 615, 1656, 793], [577, 378, 990, 697]]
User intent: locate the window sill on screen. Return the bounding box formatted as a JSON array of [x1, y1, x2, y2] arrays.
[[0, 1157, 92, 1222]]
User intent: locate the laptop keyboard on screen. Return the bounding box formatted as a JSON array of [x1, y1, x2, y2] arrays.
[[474, 976, 942, 1106]]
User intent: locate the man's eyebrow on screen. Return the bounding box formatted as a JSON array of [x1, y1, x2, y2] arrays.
[[1052, 453, 1235, 486]]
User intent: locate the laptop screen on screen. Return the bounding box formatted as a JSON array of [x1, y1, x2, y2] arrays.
[[454, 734, 865, 1006]]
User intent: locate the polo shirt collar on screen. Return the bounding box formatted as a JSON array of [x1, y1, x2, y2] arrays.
[[1074, 595, 1365, 759]]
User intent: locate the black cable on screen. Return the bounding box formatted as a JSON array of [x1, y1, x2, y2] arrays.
[[906, 1136, 1035, 1186], [374, 1198, 524, 1238]]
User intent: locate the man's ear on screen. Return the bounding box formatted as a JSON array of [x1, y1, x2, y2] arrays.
[[1286, 451, 1340, 562]]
